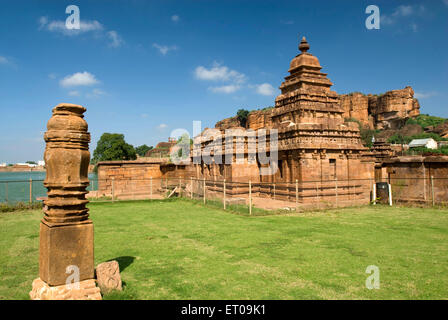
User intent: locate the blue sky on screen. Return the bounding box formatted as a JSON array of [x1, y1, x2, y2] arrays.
[[0, 0, 447, 163]]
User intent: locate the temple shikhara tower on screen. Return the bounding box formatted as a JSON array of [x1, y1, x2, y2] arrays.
[[267, 37, 374, 194], [193, 36, 375, 205]]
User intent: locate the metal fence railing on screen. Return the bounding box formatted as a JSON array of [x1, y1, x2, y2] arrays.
[[1, 176, 446, 212]]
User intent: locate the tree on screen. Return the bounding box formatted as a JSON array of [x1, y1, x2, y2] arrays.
[[92, 133, 137, 164], [237, 109, 249, 127], [175, 133, 193, 160], [135, 144, 153, 157], [345, 118, 378, 148]]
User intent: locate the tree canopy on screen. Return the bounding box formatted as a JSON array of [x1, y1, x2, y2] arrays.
[[237, 109, 249, 127], [135, 144, 153, 157], [92, 133, 137, 163]]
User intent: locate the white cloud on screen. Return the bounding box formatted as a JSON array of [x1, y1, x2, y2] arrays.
[[415, 91, 437, 99], [38, 16, 124, 47], [280, 20, 294, 25], [195, 62, 247, 95], [86, 88, 106, 98], [107, 31, 124, 48], [395, 5, 414, 17], [38, 16, 48, 30], [157, 123, 168, 130], [171, 15, 179, 22], [141, 113, 148, 118], [153, 43, 178, 55], [444, 0, 448, 7], [410, 23, 418, 33], [381, 5, 425, 26], [194, 62, 246, 84], [60, 71, 100, 87], [48, 73, 57, 79], [209, 85, 240, 94], [39, 16, 103, 36], [68, 90, 80, 96], [0, 56, 9, 65], [254, 83, 276, 96]]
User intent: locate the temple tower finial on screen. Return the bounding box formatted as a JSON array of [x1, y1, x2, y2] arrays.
[[299, 36, 310, 53]]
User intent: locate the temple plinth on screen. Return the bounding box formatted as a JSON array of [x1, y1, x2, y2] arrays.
[[30, 103, 101, 300]]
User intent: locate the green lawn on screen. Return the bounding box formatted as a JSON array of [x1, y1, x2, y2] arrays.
[[1, 199, 448, 300]]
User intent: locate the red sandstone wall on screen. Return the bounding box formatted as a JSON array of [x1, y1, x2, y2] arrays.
[[97, 162, 163, 197], [384, 156, 448, 204]]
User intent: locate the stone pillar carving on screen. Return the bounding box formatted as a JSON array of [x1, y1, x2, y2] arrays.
[[30, 103, 101, 300]]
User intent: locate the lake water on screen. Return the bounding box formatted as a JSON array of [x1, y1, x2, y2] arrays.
[[0, 171, 98, 204]]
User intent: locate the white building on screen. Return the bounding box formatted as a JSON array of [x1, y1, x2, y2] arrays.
[[16, 162, 36, 167], [408, 138, 438, 150], [0, 163, 6, 167], [38, 160, 45, 166]]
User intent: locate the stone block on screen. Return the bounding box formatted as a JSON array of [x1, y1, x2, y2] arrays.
[[39, 222, 94, 286]]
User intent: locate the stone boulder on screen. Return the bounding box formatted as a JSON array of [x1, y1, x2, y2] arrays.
[[369, 86, 420, 130], [434, 122, 448, 138], [95, 261, 122, 294], [399, 123, 423, 137]]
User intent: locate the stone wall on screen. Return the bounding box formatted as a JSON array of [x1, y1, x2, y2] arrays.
[[340, 86, 420, 130], [97, 161, 163, 198], [96, 160, 195, 198], [378, 156, 448, 204]]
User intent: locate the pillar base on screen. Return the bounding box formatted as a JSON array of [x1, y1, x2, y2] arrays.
[[39, 221, 94, 286], [29, 278, 101, 300]]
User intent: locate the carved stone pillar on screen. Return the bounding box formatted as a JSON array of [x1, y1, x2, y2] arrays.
[[30, 103, 101, 300]]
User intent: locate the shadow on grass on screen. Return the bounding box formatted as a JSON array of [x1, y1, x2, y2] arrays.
[[108, 256, 136, 272]]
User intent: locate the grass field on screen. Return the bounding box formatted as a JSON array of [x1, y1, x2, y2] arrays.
[[1, 199, 447, 300]]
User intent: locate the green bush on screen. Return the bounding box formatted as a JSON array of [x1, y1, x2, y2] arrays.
[[405, 145, 448, 156], [406, 114, 448, 129], [344, 118, 379, 147], [236, 109, 250, 127], [0, 202, 42, 213], [388, 132, 447, 144]]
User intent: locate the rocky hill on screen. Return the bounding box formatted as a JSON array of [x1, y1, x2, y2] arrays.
[[215, 109, 273, 131], [215, 86, 420, 133], [212, 86, 448, 152], [340, 86, 420, 130]]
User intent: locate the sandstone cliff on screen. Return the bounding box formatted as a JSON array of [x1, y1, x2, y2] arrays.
[[216, 87, 420, 132], [340, 86, 420, 130], [215, 116, 240, 130], [246, 110, 274, 130], [339, 92, 373, 128], [215, 109, 273, 130]]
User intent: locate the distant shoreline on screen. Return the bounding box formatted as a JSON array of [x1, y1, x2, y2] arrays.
[[0, 166, 46, 173], [0, 165, 95, 173]]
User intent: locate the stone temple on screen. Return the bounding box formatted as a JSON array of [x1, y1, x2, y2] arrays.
[[96, 37, 377, 205], [96, 36, 448, 206], [190, 36, 375, 204]]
